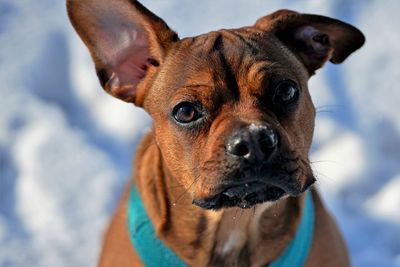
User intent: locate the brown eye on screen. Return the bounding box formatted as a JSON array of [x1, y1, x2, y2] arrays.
[[173, 102, 199, 124], [273, 81, 299, 105]]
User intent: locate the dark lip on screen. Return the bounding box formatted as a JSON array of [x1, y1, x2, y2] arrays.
[[215, 178, 266, 194], [222, 181, 265, 199], [192, 180, 286, 210]]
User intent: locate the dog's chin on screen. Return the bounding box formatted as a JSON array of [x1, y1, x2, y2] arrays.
[[192, 181, 287, 210]]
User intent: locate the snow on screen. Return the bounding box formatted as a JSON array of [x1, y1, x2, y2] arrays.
[[1, 0, 399, 266], [366, 176, 400, 224]]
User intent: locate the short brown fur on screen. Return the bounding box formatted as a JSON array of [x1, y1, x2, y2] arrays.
[[67, 1, 364, 266]]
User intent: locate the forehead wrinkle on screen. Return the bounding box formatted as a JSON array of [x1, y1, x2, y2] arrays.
[[236, 60, 286, 110], [200, 33, 243, 101], [215, 30, 278, 101], [245, 61, 281, 85], [173, 29, 273, 103]]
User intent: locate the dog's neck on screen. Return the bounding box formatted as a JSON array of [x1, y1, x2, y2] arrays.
[[135, 131, 304, 267]]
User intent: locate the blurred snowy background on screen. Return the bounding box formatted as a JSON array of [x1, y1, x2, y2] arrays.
[[1, 0, 399, 266]]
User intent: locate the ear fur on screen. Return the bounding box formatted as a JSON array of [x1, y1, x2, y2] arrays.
[[255, 10, 365, 74], [67, 0, 178, 104]]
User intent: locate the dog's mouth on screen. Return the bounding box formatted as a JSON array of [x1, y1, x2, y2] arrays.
[[193, 154, 316, 210], [192, 181, 286, 210]]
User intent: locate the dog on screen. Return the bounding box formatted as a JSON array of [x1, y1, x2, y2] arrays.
[[67, 1, 364, 266]]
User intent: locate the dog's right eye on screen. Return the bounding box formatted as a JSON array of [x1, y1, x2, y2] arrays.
[[173, 102, 200, 124]]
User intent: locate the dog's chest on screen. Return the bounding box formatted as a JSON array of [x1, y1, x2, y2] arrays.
[[208, 202, 274, 267]]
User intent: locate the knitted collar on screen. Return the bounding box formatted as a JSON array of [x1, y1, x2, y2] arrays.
[[128, 187, 314, 267]]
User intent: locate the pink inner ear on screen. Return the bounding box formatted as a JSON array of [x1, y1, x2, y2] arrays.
[[93, 13, 154, 102], [104, 42, 151, 101], [293, 25, 333, 70]]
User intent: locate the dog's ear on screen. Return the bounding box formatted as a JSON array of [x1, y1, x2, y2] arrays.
[[67, 0, 178, 104], [255, 10, 365, 75]]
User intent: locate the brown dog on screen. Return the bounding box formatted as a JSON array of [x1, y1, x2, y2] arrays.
[[67, 1, 364, 266]]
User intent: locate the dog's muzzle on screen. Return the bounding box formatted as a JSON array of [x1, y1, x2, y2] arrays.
[[193, 180, 286, 209]]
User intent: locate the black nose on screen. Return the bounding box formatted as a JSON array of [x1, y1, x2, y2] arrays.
[[226, 125, 278, 163]]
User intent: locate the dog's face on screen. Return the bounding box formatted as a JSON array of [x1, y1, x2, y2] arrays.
[[147, 30, 316, 209], [68, 1, 364, 209]]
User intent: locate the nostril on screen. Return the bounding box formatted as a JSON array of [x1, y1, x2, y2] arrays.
[[227, 140, 250, 157], [259, 131, 278, 153], [235, 142, 250, 156], [260, 139, 275, 155]]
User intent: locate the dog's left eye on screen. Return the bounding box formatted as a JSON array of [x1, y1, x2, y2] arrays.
[[273, 81, 300, 105], [173, 102, 200, 124]]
